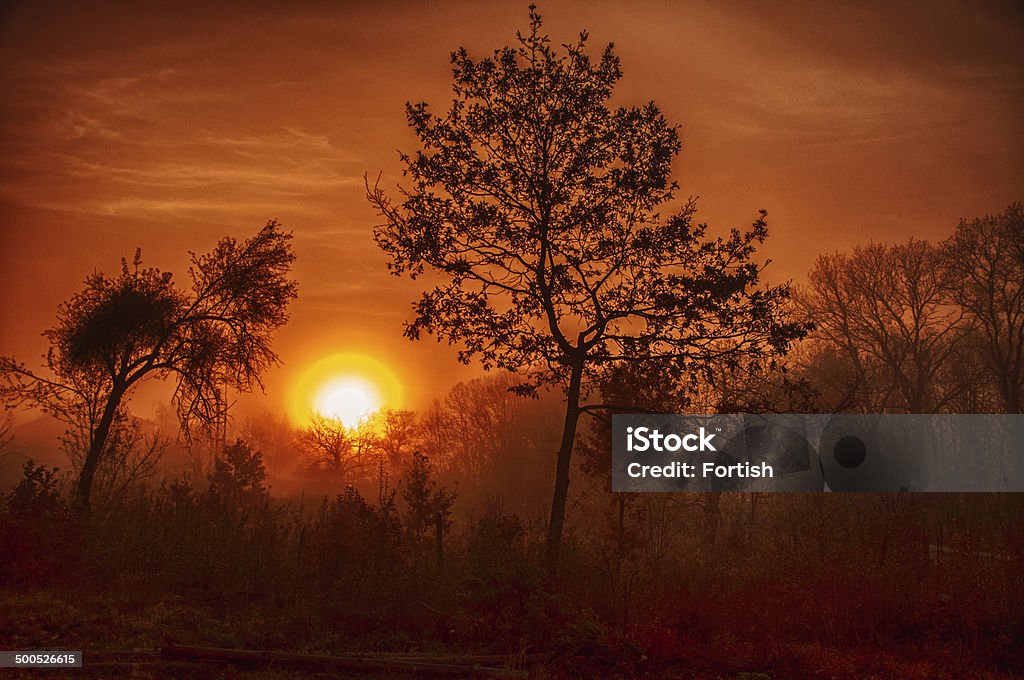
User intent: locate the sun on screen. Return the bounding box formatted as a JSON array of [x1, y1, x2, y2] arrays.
[[290, 352, 404, 428], [313, 378, 380, 427]]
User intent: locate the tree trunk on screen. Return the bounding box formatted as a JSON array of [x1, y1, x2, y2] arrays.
[[75, 390, 121, 512], [545, 350, 585, 578], [435, 512, 445, 574], [998, 372, 1022, 414]]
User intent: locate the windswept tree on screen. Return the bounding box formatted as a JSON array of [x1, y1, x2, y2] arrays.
[[943, 202, 1024, 413], [0, 222, 298, 510], [368, 8, 806, 572]]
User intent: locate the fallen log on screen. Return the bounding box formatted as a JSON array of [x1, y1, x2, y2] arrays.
[[160, 644, 530, 678]]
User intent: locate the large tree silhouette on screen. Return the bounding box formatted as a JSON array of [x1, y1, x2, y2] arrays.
[[0, 222, 297, 510], [369, 8, 805, 573]]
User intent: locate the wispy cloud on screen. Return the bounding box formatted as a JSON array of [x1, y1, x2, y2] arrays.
[[0, 34, 366, 223]]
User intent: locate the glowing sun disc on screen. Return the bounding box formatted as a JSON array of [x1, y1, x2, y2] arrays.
[[290, 352, 404, 427], [314, 378, 380, 427]]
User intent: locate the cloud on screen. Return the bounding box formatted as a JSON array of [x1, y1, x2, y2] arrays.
[[0, 39, 366, 221]]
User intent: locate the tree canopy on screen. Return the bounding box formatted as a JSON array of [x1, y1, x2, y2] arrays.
[[369, 7, 806, 572]]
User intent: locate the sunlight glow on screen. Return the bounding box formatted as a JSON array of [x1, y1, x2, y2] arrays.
[[313, 378, 380, 427], [290, 352, 404, 427]]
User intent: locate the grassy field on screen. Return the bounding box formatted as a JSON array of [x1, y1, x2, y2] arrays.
[[2, 469, 1022, 678]]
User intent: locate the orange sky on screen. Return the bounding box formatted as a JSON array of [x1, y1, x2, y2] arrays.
[[1, 0, 1022, 419]]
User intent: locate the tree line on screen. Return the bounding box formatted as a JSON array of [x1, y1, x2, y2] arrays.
[[797, 202, 1023, 415], [1, 7, 1021, 581]]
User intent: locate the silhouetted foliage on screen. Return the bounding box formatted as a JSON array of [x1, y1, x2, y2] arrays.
[[369, 7, 807, 571], [0, 222, 297, 510], [207, 438, 268, 510], [0, 461, 74, 585], [1, 448, 1020, 675], [309, 486, 404, 615], [5, 460, 63, 520], [401, 452, 456, 572]]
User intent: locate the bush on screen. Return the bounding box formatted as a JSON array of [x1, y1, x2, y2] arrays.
[[0, 461, 77, 584]]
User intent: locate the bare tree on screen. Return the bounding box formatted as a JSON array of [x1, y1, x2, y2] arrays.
[[798, 239, 966, 413], [417, 400, 454, 473], [435, 374, 530, 481], [415, 373, 561, 514], [371, 409, 419, 474], [0, 222, 297, 510], [240, 410, 301, 479], [943, 202, 1024, 413], [296, 415, 376, 481]]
